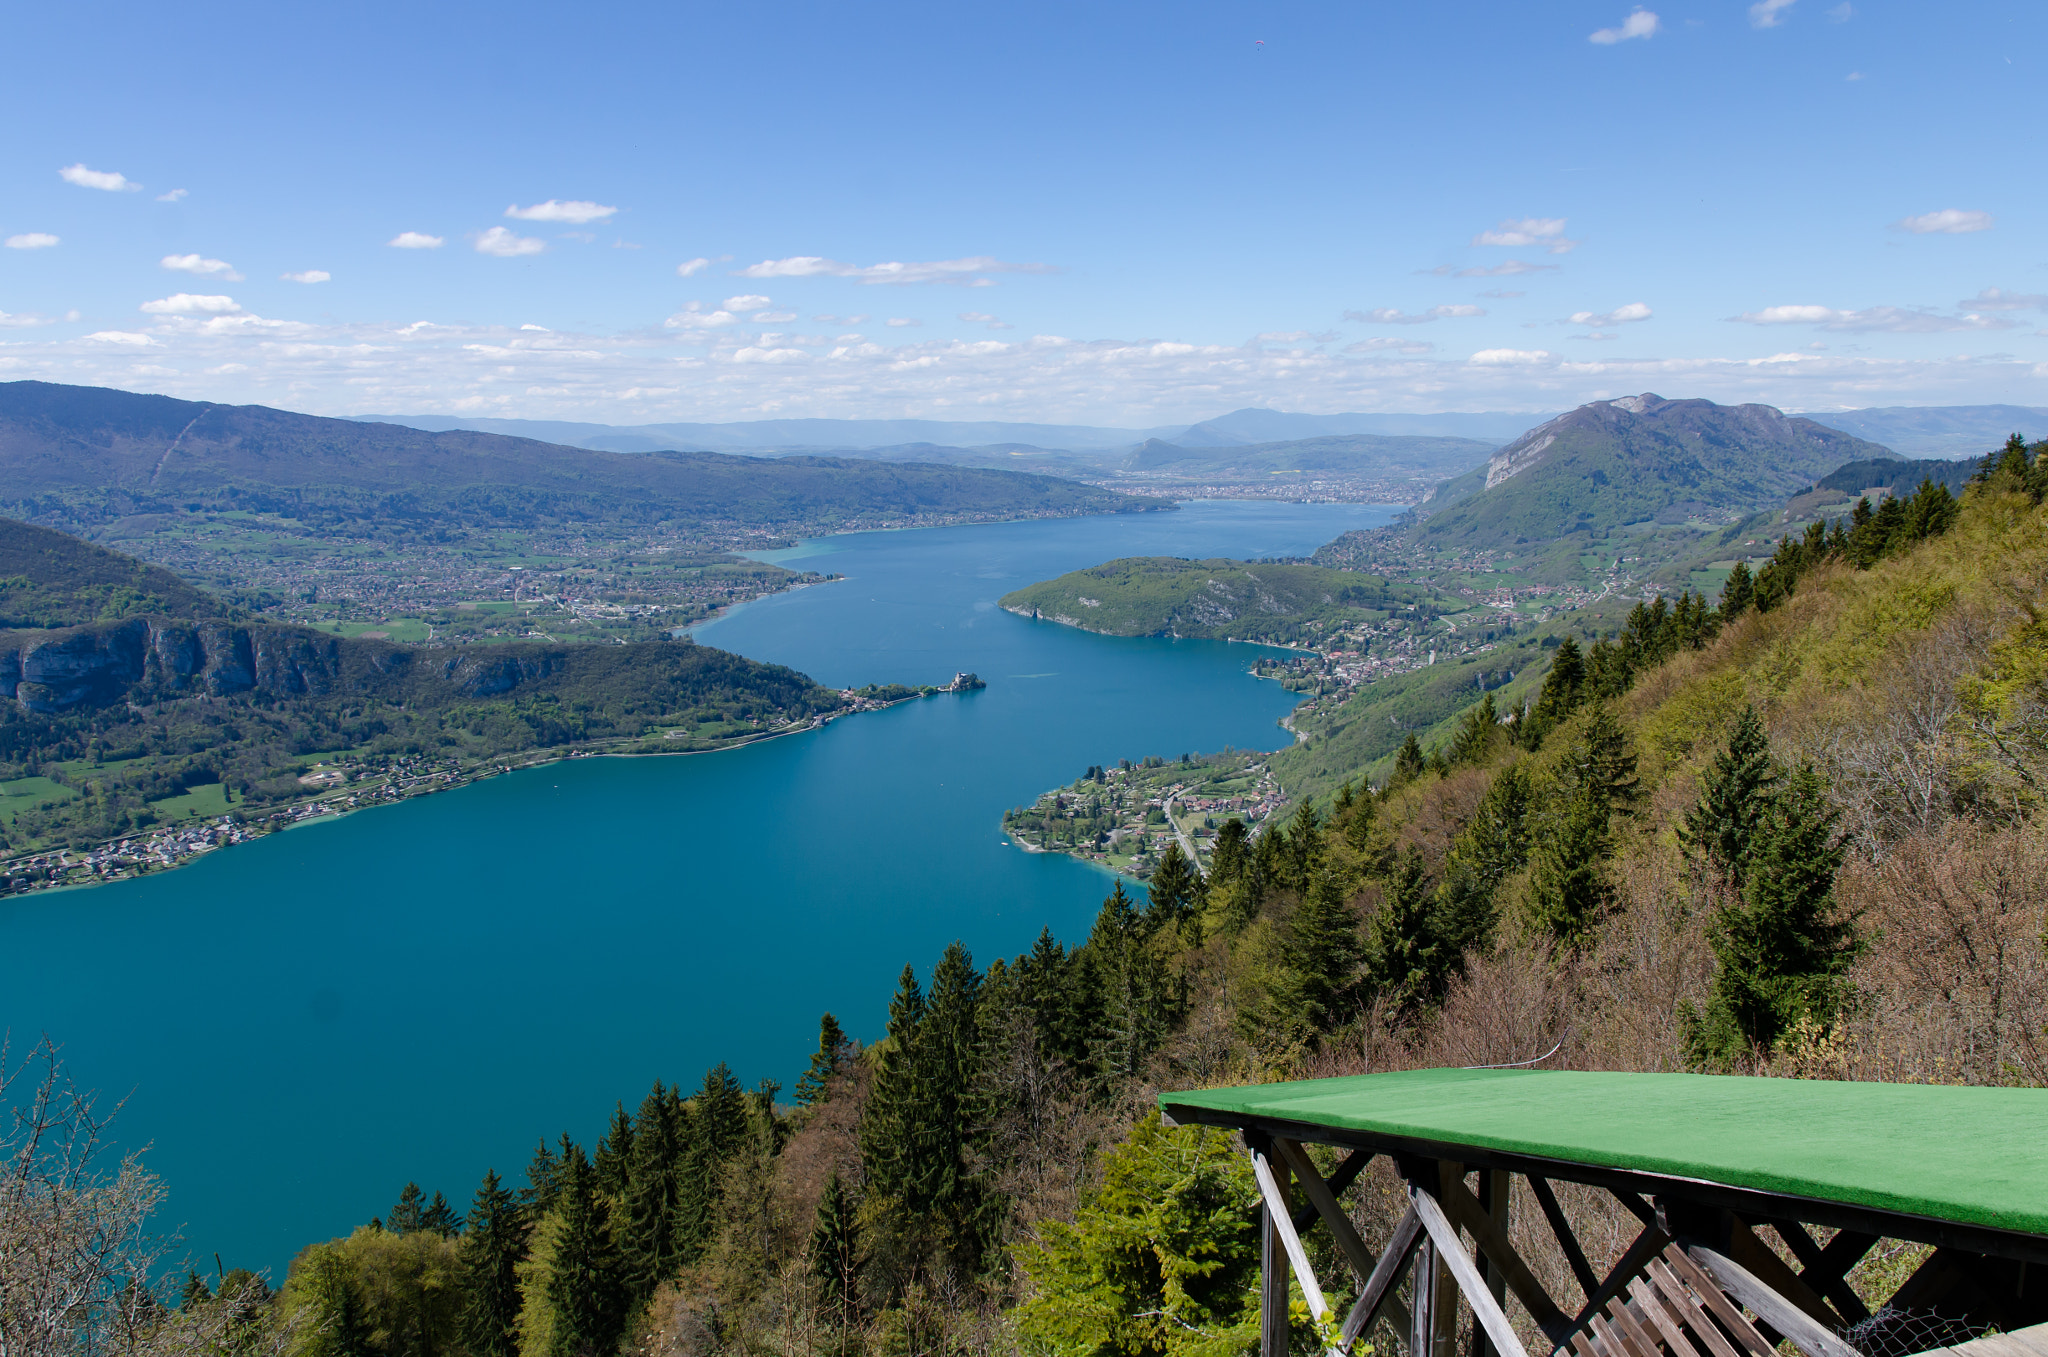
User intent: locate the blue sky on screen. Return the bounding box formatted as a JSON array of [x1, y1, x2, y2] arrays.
[[2, 0, 2044, 424]]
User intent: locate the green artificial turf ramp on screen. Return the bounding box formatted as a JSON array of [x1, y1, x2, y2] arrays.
[[1160, 1068, 2048, 1236]]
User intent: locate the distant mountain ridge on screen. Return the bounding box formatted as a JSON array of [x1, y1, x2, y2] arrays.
[[1799, 404, 2048, 458], [1412, 393, 1894, 548], [0, 381, 1162, 532]]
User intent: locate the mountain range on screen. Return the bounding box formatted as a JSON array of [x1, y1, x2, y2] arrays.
[[0, 381, 1162, 533], [1410, 394, 1895, 549]]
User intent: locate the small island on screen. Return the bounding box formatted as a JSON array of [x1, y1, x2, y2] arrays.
[[1001, 750, 1281, 877]]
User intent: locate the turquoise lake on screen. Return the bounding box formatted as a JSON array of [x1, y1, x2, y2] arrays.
[[0, 499, 1398, 1278]]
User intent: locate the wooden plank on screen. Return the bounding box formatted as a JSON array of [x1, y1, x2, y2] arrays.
[[1414, 1233, 1439, 1357], [1531, 1175, 1602, 1303], [1813, 1230, 1880, 1284], [1592, 1312, 1651, 1357], [1680, 1242, 1864, 1357], [1723, 1220, 1847, 1333], [1627, 1275, 1695, 1357], [1644, 1258, 1744, 1357], [1572, 1227, 1673, 1333], [1569, 1332, 1605, 1357], [1256, 1135, 1291, 1357], [1604, 1295, 1665, 1357], [1253, 1145, 1332, 1324], [1944, 1325, 2048, 1357], [1659, 1245, 1781, 1357], [1339, 1204, 1423, 1350], [1433, 1166, 1573, 1341], [1294, 1150, 1375, 1234], [1409, 1180, 1534, 1357], [1277, 1139, 1384, 1286]]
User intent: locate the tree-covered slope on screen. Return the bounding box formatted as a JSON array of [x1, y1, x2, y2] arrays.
[[998, 557, 1424, 642], [0, 517, 222, 628], [0, 381, 1169, 531], [1413, 394, 1893, 548]]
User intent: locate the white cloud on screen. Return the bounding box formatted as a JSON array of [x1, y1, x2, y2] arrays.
[[505, 200, 618, 224], [1255, 330, 1340, 345], [282, 270, 332, 284], [752, 311, 798, 323], [664, 301, 737, 329], [735, 255, 1057, 286], [887, 318, 921, 327], [473, 226, 545, 257], [1730, 303, 2013, 332], [1962, 288, 2048, 311], [0, 311, 55, 328], [1573, 332, 1619, 341], [1750, 0, 1796, 27], [813, 314, 871, 326], [521, 324, 551, 332], [958, 311, 1016, 330], [140, 293, 242, 315], [1827, 2, 1852, 18], [1472, 218, 1578, 254], [1469, 349, 1553, 365], [1897, 208, 1993, 235], [677, 258, 711, 277], [723, 294, 772, 312], [1345, 304, 1486, 325], [60, 163, 141, 192], [1569, 302, 1653, 326], [1846, 71, 1863, 81], [1479, 289, 1525, 299], [156, 188, 188, 202], [84, 330, 158, 345], [5, 233, 59, 250], [162, 253, 243, 281], [389, 231, 444, 249], [1590, 8, 1660, 43], [1344, 337, 1434, 354]]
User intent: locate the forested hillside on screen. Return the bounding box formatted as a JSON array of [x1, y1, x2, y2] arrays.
[[21, 439, 2046, 1357], [999, 557, 1426, 642]]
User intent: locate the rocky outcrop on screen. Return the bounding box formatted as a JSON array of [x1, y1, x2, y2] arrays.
[[0, 615, 520, 714]]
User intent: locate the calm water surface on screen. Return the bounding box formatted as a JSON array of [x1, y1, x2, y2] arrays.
[[0, 499, 1398, 1276]]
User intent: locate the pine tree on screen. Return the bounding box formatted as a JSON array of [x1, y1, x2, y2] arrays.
[[1528, 783, 1610, 945], [1389, 733, 1426, 788], [1277, 865, 1366, 1031], [861, 964, 926, 1205], [1016, 928, 1091, 1071], [676, 1064, 748, 1263], [1560, 705, 1640, 812], [459, 1170, 527, 1357], [1686, 765, 1860, 1065], [1082, 883, 1178, 1085], [1435, 762, 1531, 958], [1147, 840, 1202, 932], [388, 1182, 427, 1235], [1447, 693, 1500, 766], [1280, 800, 1322, 892], [1208, 817, 1249, 886], [421, 1190, 461, 1239], [1365, 850, 1441, 1008], [794, 1014, 852, 1108], [523, 1137, 565, 1217], [593, 1103, 634, 1200], [912, 942, 990, 1268], [1720, 560, 1755, 619], [622, 1081, 684, 1302], [295, 1249, 370, 1357], [548, 1146, 629, 1357], [1335, 780, 1376, 852], [809, 1170, 863, 1341], [1532, 637, 1587, 725], [1679, 705, 1777, 884]]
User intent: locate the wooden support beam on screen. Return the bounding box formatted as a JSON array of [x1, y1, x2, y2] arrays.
[[1340, 1204, 1422, 1351], [1722, 1219, 1848, 1333], [1474, 1170, 1510, 1357], [1609, 1189, 1658, 1229], [1433, 1167, 1574, 1342], [1680, 1240, 1865, 1357], [1252, 1143, 1332, 1324], [1530, 1175, 1602, 1304], [1292, 1148, 1376, 1233], [1254, 1135, 1292, 1357], [1765, 1219, 1871, 1326], [1570, 1226, 1672, 1336], [1277, 1140, 1384, 1285], [1408, 1177, 1535, 1357]]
